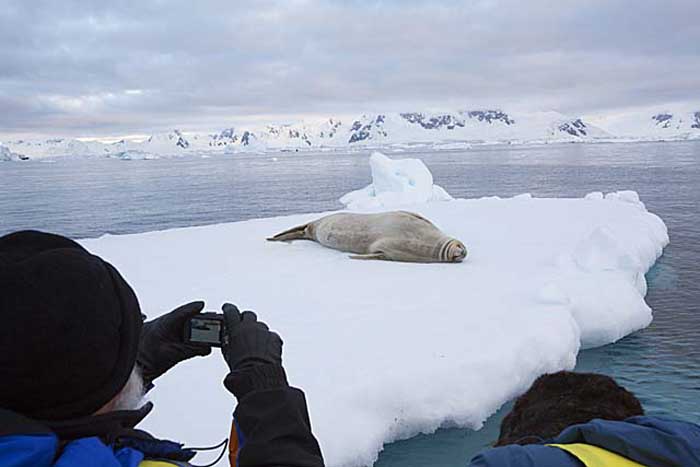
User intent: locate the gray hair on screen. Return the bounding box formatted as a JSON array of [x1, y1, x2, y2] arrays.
[[109, 366, 146, 411]]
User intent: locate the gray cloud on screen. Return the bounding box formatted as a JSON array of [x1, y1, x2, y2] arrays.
[[1, 0, 698, 138]]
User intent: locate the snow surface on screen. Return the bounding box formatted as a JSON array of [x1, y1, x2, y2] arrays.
[[80, 154, 668, 467], [340, 152, 453, 210]]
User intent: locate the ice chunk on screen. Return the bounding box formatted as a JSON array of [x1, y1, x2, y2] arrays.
[[0, 144, 11, 161], [431, 185, 453, 203], [340, 152, 453, 210], [0, 143, 28, 161], [605, 190, 645, 210], [584, 191, 604, 200], [81, 187, 668, 467]]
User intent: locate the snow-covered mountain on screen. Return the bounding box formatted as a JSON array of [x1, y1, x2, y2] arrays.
[[3, 106, 698, 160], [2, 138, 112, 159], [203, 110, 611, 152], [588, 109, 700, 140]]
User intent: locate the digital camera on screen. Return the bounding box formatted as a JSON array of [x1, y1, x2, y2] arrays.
[[184, 312, 226, 347]]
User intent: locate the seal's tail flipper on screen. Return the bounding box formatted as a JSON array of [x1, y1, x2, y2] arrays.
[[267, 224, 309, 242], [349, 253, 386, 261]]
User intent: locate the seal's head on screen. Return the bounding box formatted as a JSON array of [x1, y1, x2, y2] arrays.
[[439, 238, 467, 263]]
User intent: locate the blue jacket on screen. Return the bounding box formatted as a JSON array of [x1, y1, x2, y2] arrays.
[[0, 384, 324, 467], [0, 404, 194, 467], [469, 416, 700, 466]]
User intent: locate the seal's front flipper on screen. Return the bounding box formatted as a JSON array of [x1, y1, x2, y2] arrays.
[[267, 224, 309, 242], [349, 253, 386, 260]]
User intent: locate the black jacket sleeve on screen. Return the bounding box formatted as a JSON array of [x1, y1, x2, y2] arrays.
[[227, 365, 324, 467]]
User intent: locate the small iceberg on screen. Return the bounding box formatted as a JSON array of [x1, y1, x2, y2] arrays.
[[0, 143, 29, 161], [340, 152, 453, 210]]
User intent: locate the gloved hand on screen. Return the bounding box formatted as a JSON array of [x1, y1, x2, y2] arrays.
[[221, 303, 287, 399], [138, 301, 212, 385]]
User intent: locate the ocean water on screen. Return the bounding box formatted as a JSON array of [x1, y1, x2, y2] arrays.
[[1, 141, 699, 466]]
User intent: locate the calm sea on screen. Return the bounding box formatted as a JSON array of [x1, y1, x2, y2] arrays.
[[1, 141, 698, 466]]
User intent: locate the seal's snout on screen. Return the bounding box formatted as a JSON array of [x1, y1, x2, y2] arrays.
[[445, 239, 467, 262]]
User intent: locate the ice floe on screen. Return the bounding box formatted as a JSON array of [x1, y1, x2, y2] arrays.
[[81, 153, 668, 467]]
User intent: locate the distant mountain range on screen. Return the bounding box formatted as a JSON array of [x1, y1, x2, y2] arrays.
[[2, 108, 699, 160]]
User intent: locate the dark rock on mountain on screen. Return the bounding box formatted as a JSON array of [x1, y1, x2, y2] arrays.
[[466, 110, 515, 125], [652, 113, 674, 128], [348, 115, 387, 143], [319, 119, 342, 139], [400, 113, 466, 130], [241, 131, 254, 146], [558, 119, 588, 137], [210, 128, 239, 146], [400, 110, 515, 130]]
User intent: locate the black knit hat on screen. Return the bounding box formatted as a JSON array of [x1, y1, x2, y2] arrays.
[[0, 230, 142, 421]]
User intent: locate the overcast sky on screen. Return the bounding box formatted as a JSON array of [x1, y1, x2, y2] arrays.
[[1, 0, 698, 138]]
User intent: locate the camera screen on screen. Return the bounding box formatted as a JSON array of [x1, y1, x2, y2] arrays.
[[189, 317, 222, 344]]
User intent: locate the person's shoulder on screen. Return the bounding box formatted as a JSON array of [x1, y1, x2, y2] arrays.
[[0, 409, 58, 467], [114, 430, 197, 467], [623, 415, 700, 450], [62, 436, 196, 467], [0, 408, 196, 467], [626, 415, 700, 433], [552, 415, 700, 466], [556, 415, 700, 444], [468, 443, 582, 467], [0, 408, 55, 437]]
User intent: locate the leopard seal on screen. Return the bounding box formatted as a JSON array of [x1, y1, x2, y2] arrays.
[[267, 211, 467, 263]]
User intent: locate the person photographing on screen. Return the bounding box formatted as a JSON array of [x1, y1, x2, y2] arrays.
[[0, 230, 324, 467]]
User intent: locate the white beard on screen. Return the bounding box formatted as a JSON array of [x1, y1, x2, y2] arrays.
[[110, 366, 146, 411]]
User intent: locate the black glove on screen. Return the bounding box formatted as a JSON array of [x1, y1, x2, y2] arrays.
[[221, 303, 287, 399], [138, 301, 212, 385]]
